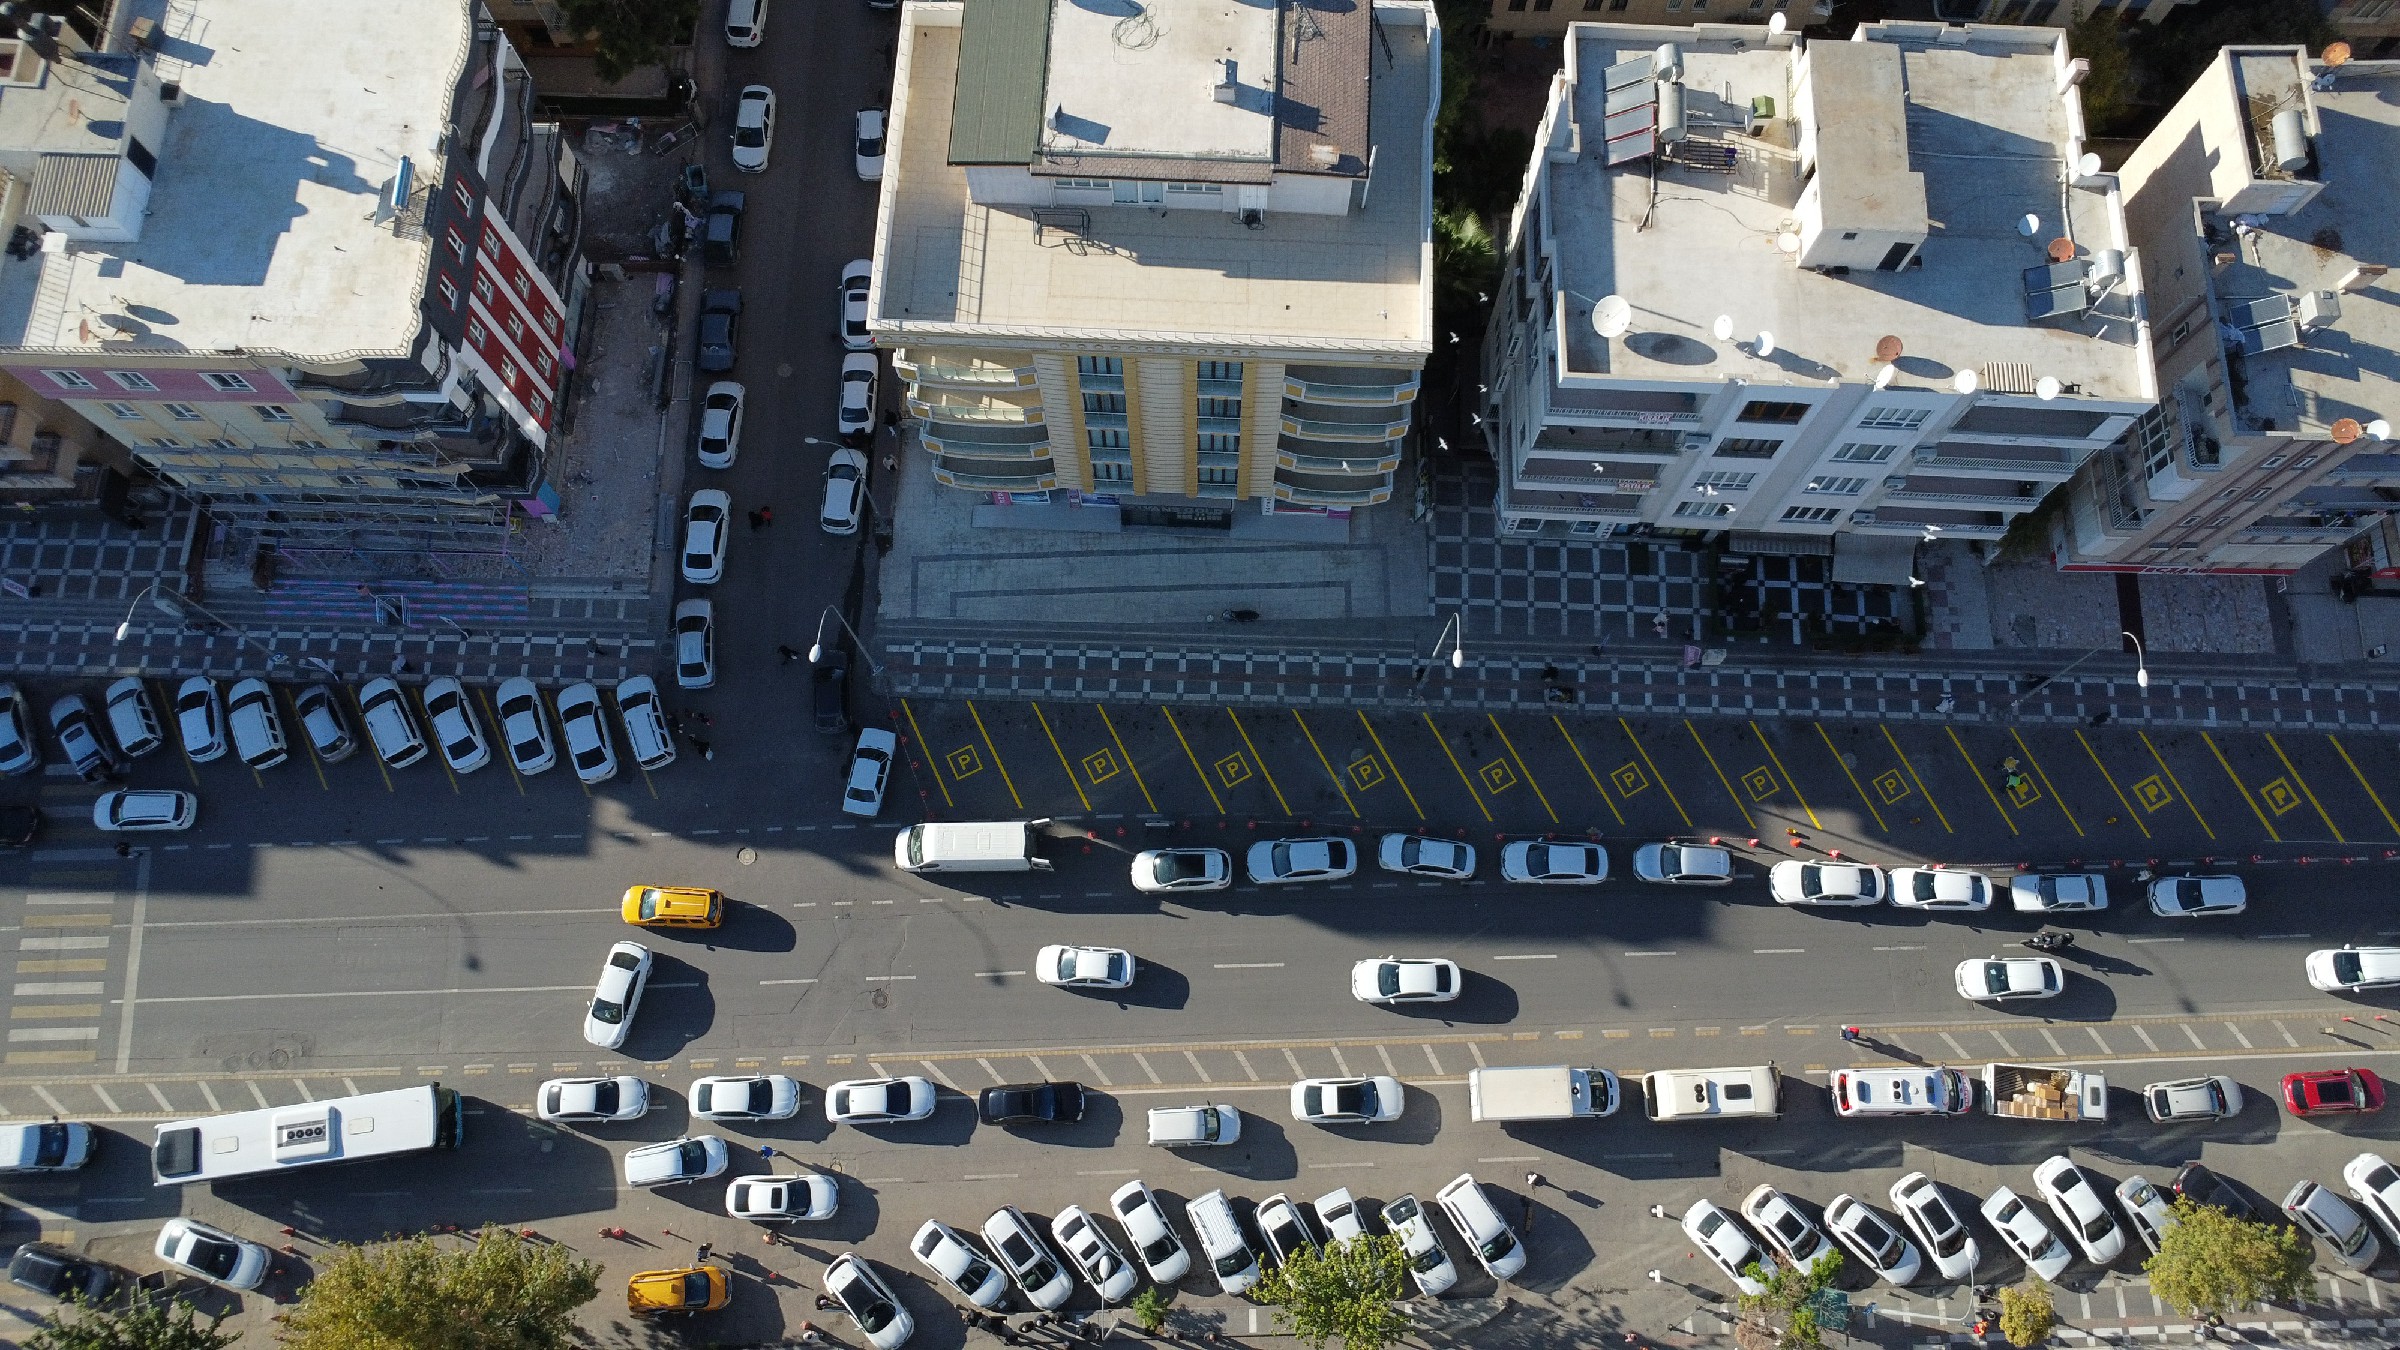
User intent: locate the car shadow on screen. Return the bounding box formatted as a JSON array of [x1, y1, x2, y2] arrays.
[[696, 899, 798, 954], [1177, 1113, 1299, 1182], [1113, 960, 1191, 1011], [983, 1087, 1124, 1149], [620, 955, 713, 1060], [1383, 970, 1518, 1026]]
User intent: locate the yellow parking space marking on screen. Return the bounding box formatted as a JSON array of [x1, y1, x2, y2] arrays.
[[1029, 704, 1092, 813], [1486, 716, 1557, 824], [343, 683, 395, 795], [1225, 710, 1292, 816], [279, 685, 331, 793], [2136, 731, 2212, 839], [1944, 727, 2017, 836], [2073, 730, 2150, 839], [901, 700, 953, 809], [1623, 720, 1692, 827], [1094, 706, 1156, 813], [1683, 721, 1754, 832], [1423, 712, 1492, 823], [1813, 722, 1886, 834], [2327, 734, 2400, 839], [1750, 722, 1822, 831], [1879, 727, 1950, 833], [2005, 729, 2080, 835], [1479, 758, 1517, 795], [2264, 733, 2344, 842], [1082, 748, 1121, 785], [2199, 731, 2278, 843], [946, 745, 985, 780], [964, 701, 1024, 812], [1214, 752, 1253, 789], [476, 685, 526, 796], [1552, 718, 1624, 826], [1291, 711, 1358, 818], [1159, 707, 1224, 814], [1741, 767, 1778, 802], [1355, 713, 1424, 819]]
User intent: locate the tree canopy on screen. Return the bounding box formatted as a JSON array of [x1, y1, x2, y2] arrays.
[[276, 1227, 600, 1350], [2144, 1198, 2314, 1321], [552, 0, 700, 83], [1255, 1232, 1415, 1350], [28, 1298, 238, 1350]]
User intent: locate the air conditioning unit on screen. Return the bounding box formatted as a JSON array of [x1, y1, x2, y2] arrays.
[[1848, 510, 1876, 524], [1679, 432, 1711, 451]]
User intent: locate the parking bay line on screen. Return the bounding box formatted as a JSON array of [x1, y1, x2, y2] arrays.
[[1214, 962, 1286, 969]]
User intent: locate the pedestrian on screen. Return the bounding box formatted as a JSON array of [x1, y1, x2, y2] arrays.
[[692, 710, 714, 727], [586, 638, 602, 656], [747, 508, 765, 531], [1840, 1025, 1861, 1043], [884, 409, 899, 430], [2089, 710, 2112, 727], [1936, 694, 1956, 714], [2001, 754, 2021, 773], [390, 655, 409, 675], [1972, 1318, 1989, 1337], [816, 1294, 839, 1311], [759, 505, 774, 527], [1681, 643, 1702, 670], [2006, 770, 2028, 793], [760, 1144, 776, 1159], [1540, 663, 1561, 681], [1648, 1204, 1666, 1219], [665, 711, 684, 739], [690, 735, 713, 759], [1526, 1171, 1546, 1189], [693, 1242, 712, 1263], [1647, 1269, 1662, 1283], [1652, 612, 1670, 638], [113, 841, 131, 858], [777, 644, 803, 663]]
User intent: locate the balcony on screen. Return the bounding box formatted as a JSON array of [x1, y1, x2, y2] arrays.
[[1279, 407, 1411, 443], [1527, 426, 1687, 460], [1909, 442, 2084, 479], [1945, 405, 2115, 444], [921, 423, 1051, 458], [1878, 475, 2049, 507], [1851, 506, 2009, 538], [1075, 370, 1125, 393], [1278, 449, 1402, 476], [934, 467, 1061, 491], [892, 354, 1037, 389], [1273, 480, 1392, 507], [930, 438, 1053, 462], [1517, 458, 1661, 493], [1495, 483, 1646, 516], [1544, 387, 1703, 427], [912, 394, 1043, 425], [2318, 454, 2400, 486], [1283, 365, 1420, 406]]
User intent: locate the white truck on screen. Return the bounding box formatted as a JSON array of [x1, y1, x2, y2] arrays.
[[1983, 1063, 2108, 1122], [1469, 1065, 1620, 1122]]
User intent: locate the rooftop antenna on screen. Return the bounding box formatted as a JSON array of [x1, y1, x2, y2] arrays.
[[2017, 213, 2041, 238], [1874, 335, 1903, 363], [1873, 365, 1898, 390], [1767, 11, 1787, 34], [2332, 418, 2363, 446], [1592, 294, 1633, 338]]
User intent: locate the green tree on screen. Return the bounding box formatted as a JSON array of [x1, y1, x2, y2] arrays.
[[2144, 1198, 2314, 1321], [552, 0, 700, 83], [28, 1299, 238, 1350], [1253, 1232, 1414, 1350], [1736, 1251, 1843, 1350], [277, 1226, 601, 1350], [2066, 7, 2135, 135], [1998, 1278, 2058, 1348], [1128, 1285, 1175, 1335]]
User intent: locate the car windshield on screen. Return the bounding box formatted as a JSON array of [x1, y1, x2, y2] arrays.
[[1411, 1245, 1447, 1273], [2316, 1076, 2355, 1105], [1480, 1230, 1517, 1262], [31, 1124, 67, 1167], [1214, 1248, 1250, 1277], [681, 1272, 712, 1304], [1978, 962, 2008, 992], [1141, 1234, 1178, 1263], [188, 1235, 241, 1279], [1377, 964, 1402, 996], [1696, 1211, 1725, 1240], [1155, 854, 1202, 883], [1337, 1083, 1371, 1115], [590, 1082, 619, 1114], [2078, 1212, 2112, 1241], [590, 999, 623, 1024], [2334, 951, 2364, 982]]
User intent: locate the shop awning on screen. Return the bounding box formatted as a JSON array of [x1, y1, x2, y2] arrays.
[[1830, 534, 1920, 586]]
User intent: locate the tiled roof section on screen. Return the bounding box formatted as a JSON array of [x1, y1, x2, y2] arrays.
[[26, 154, 117, 218], [1275, 0, 1371, 177], [950, 0, 1052, 166]]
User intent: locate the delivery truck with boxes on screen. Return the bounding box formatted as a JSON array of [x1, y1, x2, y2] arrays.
[[1983, 1063, 2108, 1122], [1468, 1066, 1620, 1122]]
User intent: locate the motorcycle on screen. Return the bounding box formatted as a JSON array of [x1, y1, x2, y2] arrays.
[[2021, 930, 2074, 953]]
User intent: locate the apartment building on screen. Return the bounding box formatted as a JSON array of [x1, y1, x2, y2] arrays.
[[2061, 47, 2400, 575], [1478, 21, 2154, 578], [867, 0, 1435, 532], [1486, 0, 2400, 48], [0, 0, 582, 559]]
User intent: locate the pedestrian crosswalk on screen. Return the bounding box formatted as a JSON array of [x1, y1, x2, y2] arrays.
[[6, 816, 132, 1068]]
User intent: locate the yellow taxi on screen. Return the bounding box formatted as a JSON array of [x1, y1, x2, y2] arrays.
[[621, 884, 723, 929], [628, 1265, 730, 1315]]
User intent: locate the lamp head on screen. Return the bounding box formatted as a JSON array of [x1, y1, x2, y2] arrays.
[[1449, 647, 1464, 669], [2135, 667, 2150, 690], [112, 620, 130, 643], [807, 642, 824, 665]]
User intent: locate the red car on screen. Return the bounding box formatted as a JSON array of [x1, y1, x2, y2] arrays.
[[2283, 1068, 2385, 1117]]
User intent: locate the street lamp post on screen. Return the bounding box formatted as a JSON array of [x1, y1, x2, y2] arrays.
[[809, 605, 882, 675], [2009, 628, 2148, 710], [1412, 612, 1466, 697]]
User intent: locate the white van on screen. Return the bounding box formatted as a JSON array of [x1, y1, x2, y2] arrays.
[[894, 820, 1052, 873], [1830, 1066, 1973, 1117], [102, 677, 165, 758], [1182, 1190, 1259, 1296], [1642, 1064, 1781, 1122], [1147, 1103, 1240, 1147]]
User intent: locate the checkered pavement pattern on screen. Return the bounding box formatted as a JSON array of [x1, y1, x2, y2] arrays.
[[1732, 554, 1903, 643], [1427, 462, 1705, 640], [0, 513, 187, 601]]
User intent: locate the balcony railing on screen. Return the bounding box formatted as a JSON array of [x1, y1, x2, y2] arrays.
[[1849, 515, 2007, 538], [912, 396, 1044, 425], [1273, 482, 1391, 507], [1283, 368, 1420, 406], [1279, 412, 1410, 443], [922, 426, 1051, 458], [1910, 445, 2082, 477], [1277, 450, 1402, 476], [931, 439, 1054, 462], [893, 357, 1037, 388], [934, 467, 1060, 491]]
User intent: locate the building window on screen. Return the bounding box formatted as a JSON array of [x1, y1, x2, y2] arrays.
[[1164, 182, 1223, 196], [1713, 437, 1783, 459], [1692, 470, 1755, 491], [1087, 427, 1128, 450], [1672, 500, 1735, 517], [1534, 0, 1553, 9], [473, 273, 496, 305], [163, 403, 202, 422], [106, 370, 157, 391], [1199, 465, 1240, 485], [2245, 488, 2271, 500], [1092, 460, 1132, 483], [444, 226, 467, 261], [253, 405, 294, 423], [2295, 456, 2319, 468], [451, 179, 474, 212], [2207, 516, 2228, 526], [2261, 455, 2286, 468], [1198, 360, 1243, 381], [41, 370, 93, 390], [1781, 505, 1842, 523], [436, 275, 459, 308], [202, 372, 254, 393], [1805, 475, 1868, 495], [1831, 442, 1897, 463], [1859, 405, 1930, 430], [203, 438, 241, 449], [1197, 396, 1241, 420], [2129, 404, 2172, 479], [1737, 400, 1811, 425], [1611, 0, 1630, 8], [1056, 178, 1112, 191], [1078, 355, 1122, 376], [103, 402, 141, 420], [1198, 432, 1240, 453], [1585, 0, 1606, 10], [1083, 392, 1127, 415], [466, 317, 488, 347], [147, 438, 182, 448]]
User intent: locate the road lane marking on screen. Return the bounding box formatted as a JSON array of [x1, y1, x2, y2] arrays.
[[1158, 706, 1225, 814], [475, 685, 525, 797], [1682, 722, 1754, 833], [973, 971, 1025, 979], [1945, 726, 2018, 836], [1213, 963, 1286, 969], [13, 983, 101, 996], [2224, 1022, 2253, 1048], [1621, 950, 1678, 957], [1080, 1054, 1113, 1087], [1355, 712, 1423, 819], [1291, 710, 1358, 818], [1750, 722, 1822, 832], [2264, 732, 2345, 842], [7, 1028, 97, 1041], [1872, 945, 1926, 952], [963, 1173, 1020, 1182], [900, 700, 953, 810], [1029, 703, 1092, 813], [1814, 722, 1886, 835], [1880, 726, 1951, 834], [1752, 948, 1805, 955], [1183, 1051, 1211, 1083], [1486, 715, 1557, 824], [121, 980, 704, 1004], [1224, 709, 1291, 816], [2074, 730, 2150, 839], [2200, 732, 2279, 843], [1094, 705, 1157, 813], [760, 978, 819, 985], [2124, 937, 2186, 945], [2327, 734, 2400, 840], [1551, 717, 1623, 826], [18, 937, 106, 950], [863, 975, 916, 982], [1134, 1054, 1161, 1084], [2002, 728, 2080, 835], [964, 701, 1024, 812], [1421, 713, 1491, 823], [1490, 954, 1557, 961]]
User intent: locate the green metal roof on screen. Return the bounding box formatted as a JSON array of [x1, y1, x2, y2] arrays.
[[949, 0, 1053, 166]]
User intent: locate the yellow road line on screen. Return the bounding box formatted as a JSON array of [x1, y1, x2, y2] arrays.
[[1423, 712, 1491, 823], [1622, 719, 1691, 827], [1945, 726, 2016, 836], [281, 685, 331, 793], [2327, 734, 2400, 839], [1486, 715, 1557, 824], [1683, 721, 1753, 832], [1879, 726, 1950, 833], [1553, 717, 1623, 826], [2138, 731, 2212, 839], [1096, 706, 1156, 813], [1226, 710, 1291, 816], [1750, 722, 1822, 831], [2073, 730, 2149, 838], [2199, 731, 2277, 842], [965, 700, 1024, 812], [1357, 712, 1424, 820], [901, 699, 953, 809], [477, 685, 526, 796], [1291, 711, 1358, 818], [1159, 707, 1223, 814], [1030, 703, 1092, 813], [2006, 728, 2079, 835], [2265, 733, 2344, 843], [345, 683, 394, 794], [1812, 722, 1886, 834]]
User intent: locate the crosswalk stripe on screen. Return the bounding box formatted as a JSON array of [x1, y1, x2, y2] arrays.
[[23, 892, 116, 907], [7, 1027, 99, 1042], [10, 1005, 101, 1019], [17, 937, 108, 950]]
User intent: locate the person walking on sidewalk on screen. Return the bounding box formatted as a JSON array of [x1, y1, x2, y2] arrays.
[[689, 734, 714, 760], [777, 644, 802, 663], [747, 509, 766, 531], [1840, 1025, 1862, 1043]]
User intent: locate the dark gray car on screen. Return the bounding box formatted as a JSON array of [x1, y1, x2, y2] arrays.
[[697, 289, 742, 373]]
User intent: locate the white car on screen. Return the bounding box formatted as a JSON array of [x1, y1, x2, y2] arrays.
[[697, 381, 745, 468], [292, 684, 356, 763], [2033, 1156, 2126, 1265], [731, 84, 775, 172], [2116, 1175, 2176, 1255], [2143, 1075, 2243, 1122], [727, 1172, 839, 1222], [723, 0, 767, 46], [1290, 1075, 1404, 1125], [49, 693, 113, 780], [1683, 1199, 1771, 1296], [1383, 1193, 1458, 1297], [2285, 1179, 2380, 1271], [421, 676, 490, 773], [2011, 872, 2108, 913], [2342, 1152, 2400, 1248], [225, 678, 287, 770], [836, 353, 879, 446], [822, 448, 869, 535], [555, 682, 618, 783], [911, 1220, 1009, 1308], [154, 1219, 269, 1290], [2147, 873, 2245, 917], [1742, 1184, 1838, 1275], [674, 599, 715, 689], [92, 789, 196, 832], [624, 1135, 728, 1187], [0, 682, 37, 773], [1246, 836, 1356, 884], [1052, 1205, 1138, 1303], [1435, 1174, 1527, 1281], [841, 726, 896, 817], [1890, 1172, 1978, 1283], [1377, 833, 1475, 879], [1316, 1187, 1367, 1247], [615, 675, 676, 771], [838, 258, 872, 351], [984, 1206, 1073, 1310], [1500, 839, 1608, 884], [356, 678, 428, 768], [1981, 1185, 2073, 1280], [1350, 956, 1460, 1004], [825, 1076, 937, 1124], [854, 107, 886, 180], [493, 677, 556, 776], [1888, 867, 1991, 911], [680, 489, 731, 584], [1633, 841, 1734, 884], [1256, 1193, 1319, 1268], [537, 1075, 649, 1123], [1770, 860, 1885, 906], [1824, 1193, 1922, 1286], [1036, 944, 1135, 990], [823, 1253, 914, 1350], [1955, 955, 2064, 1002], [2307, 945, 2400, 992], [583, 941, 652, 1050], [691, 1074, 802, 1121], [1110, 1180, 1192, 1284], [1131, 847, 1231, 892], [174, 676, 225, 761]]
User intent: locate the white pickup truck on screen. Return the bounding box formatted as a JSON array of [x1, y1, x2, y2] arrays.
[[1468, 1065, 1620, 1122]]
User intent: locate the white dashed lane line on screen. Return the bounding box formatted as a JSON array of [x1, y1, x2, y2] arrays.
[[1212, 962, 1285, 969]]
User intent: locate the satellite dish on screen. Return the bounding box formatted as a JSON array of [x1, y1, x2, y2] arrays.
[[2077, 151, 2102, 178], [2325, 40, 2353, 67], [1754, 331, 1775, 357], [2369, 418, 2393, 441], [2332, 417, 2364, 445], [2017, 213, 2041, 238], [1873, 365, 1897, 390], [1713, 314, 1734, 342], [1874, 335, 1903, 362], [1767, 11, 1787, 33], [1952, 370, 1979, 395], [2036, 376, 2062, 401], [1775, 231, 1801, 255], [1593, 294, 1633, 338]]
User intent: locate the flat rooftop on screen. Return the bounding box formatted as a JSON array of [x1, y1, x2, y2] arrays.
[[0, 0, 462, 357], [1041, 0, 1279, 168], [1548, 22, 2149, 401]]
